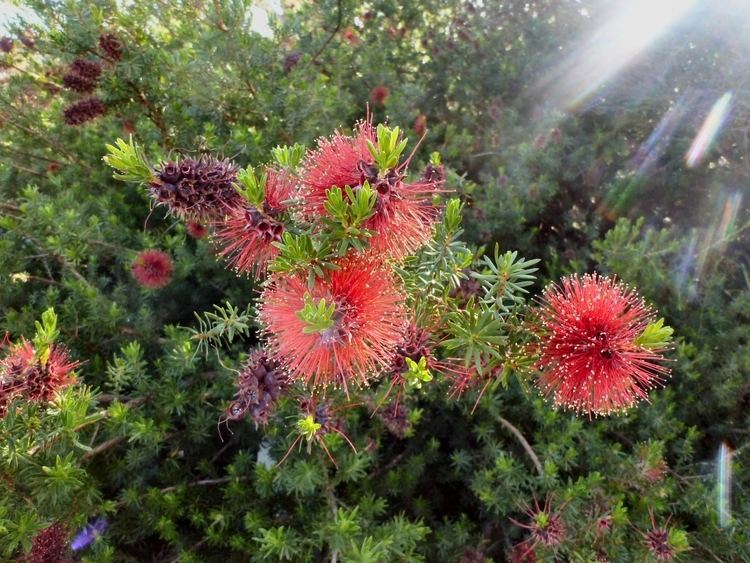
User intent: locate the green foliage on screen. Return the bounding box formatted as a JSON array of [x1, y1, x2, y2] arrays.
[[235, 165, 268, 208], [296, 295, 336, 335], [0, 0, 748, 561], [404, 357, 433, 389], [472, 245, 540, 313], [190, 302, 255, 359], [366, 124, 408, 173], [272, 144, 306, 170], [636, 318, 674, 349], [102, 137, 153, 184]]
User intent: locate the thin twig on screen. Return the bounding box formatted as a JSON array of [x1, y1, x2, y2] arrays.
[[310, 0, 343, 65], [496, 415, 543, 476]]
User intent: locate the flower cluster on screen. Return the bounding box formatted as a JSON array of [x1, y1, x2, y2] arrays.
[[131, 249, 173, 289], [0, 339, 78, 416], [98, 33, 123, 61], [28, 523, 70, 563], [63, 97, 106, 126], [213, 167, 294, 273], [105, 117, 675, 467], [226, 350, 287, 427], [259, 258, 407, 391], [62, 58, 102, 93], [534, 273, 671, 416], [149, 157, 241, 221]]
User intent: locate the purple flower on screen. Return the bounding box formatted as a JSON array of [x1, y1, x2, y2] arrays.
[[71, 517, 108, 551]]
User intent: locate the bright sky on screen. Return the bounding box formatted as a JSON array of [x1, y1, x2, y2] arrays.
[[0, 1, 281, 35]]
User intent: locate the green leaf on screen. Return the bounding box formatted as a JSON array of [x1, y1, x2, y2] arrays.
[[366, 124, 408, 172], [635, 318, 673, 349], [272, 143, 306, 169], [236, 165, 267, 207], [296, 294, 336, 335], [33, 307, 59, 365], [103, 136, 153, 183], [404, 357, 433, 389]]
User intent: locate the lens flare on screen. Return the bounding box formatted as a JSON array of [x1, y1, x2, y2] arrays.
[[685, 92, 733, 168], [672, 192, 742, 291], [717, 442, 732, 527], [540, 0, 697, 110]]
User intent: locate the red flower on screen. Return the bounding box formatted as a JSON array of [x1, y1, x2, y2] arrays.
[[370, 85, 389, 105], [510, 496, 566, 558], [259, 257, 406, 391], [413, 113, 427, 137], [535, 274, 670, 416], [28, 523, 69, 563], [342, 27, 360, 46], [131, 250, 173, 289], [301, 119, 440, 261], [0, 339, 78, 415], [226, 349, 287, 427], [213, 167, 294, 274], [186, 221, 207, 239], [641, 511, 676, 561]]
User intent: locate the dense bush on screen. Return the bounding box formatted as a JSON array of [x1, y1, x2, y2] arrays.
[[1, 1, 748, 561]]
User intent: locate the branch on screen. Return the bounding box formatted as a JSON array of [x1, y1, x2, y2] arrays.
[[496, 415, 543, 476], [310, 0, 343, 65]]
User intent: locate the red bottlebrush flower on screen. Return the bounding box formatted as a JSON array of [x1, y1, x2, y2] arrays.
[[641, 511, 677, 561], [63, 97, 106, 126], [370, 85, 390, 105], [413, 113, 427, 137], [509, 543, 537, 563], [0, 36, 13, 53], [149, 157, 241, 221], [212, 167, 293, 274], [510, 496, 566, 558], [186, 221, 207, 239], [98, 33, 123, 61], [121, 118, 136, 135], [69, 58, 102, 80], [342, 27, 360, 46], [283, 51, 301, 73], [0, 340, 78, 416], [301, 119, 440, 261], [535, 274, 670, 416], [259, 257, 407, 391], [596, 515, 613, 535], [459, 547, 487, 563], [62, 72, 97, 93], [131, 249, 173, 289], [226, 350, 287, 427], [28, 523, 69, 563], [375, 399, 409, 438]]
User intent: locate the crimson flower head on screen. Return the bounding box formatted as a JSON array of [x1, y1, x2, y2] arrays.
[[149, 156, 241, 221], [0, 339, 78, 415], [510, 496, 566, 558], [99, 33, 124, 61], [131, 249, 173, 289], [28, 523, 69, 563], [301, 118, 441, 261], [413, 113, 427, 137], [370, 85, 390, 105], [535, 273, 670, 416], [213, 167, 294, 274], [640, 511, 683, 561], [226, 349, 287, 427], [259, 257, 406, 391], [186, 221, 207, 239], [63, 97, 106, 126]]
